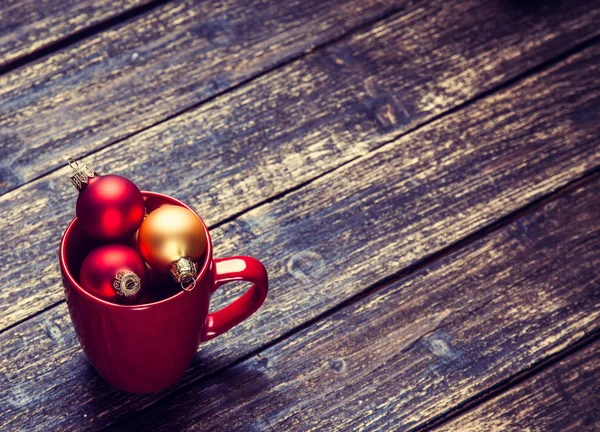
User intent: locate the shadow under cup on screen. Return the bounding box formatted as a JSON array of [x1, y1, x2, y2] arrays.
[[60, 192, 213, 393]]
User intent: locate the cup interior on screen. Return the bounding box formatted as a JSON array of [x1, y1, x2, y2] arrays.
[[63, 221, 105, 284], [61, 192, 212, 307]]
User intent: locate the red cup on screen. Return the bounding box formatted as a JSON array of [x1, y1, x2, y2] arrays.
[[59, 192, 268, 393]]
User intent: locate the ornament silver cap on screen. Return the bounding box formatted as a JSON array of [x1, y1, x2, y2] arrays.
[[113, 270, 142, 298], [171, 257, 197, 291], [67, 158, 96, 191]]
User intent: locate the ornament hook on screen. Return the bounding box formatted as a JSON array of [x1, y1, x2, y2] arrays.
[[67, 158, 79, 171], [180, 275, 197, 292], [171, 257, 198, 291]]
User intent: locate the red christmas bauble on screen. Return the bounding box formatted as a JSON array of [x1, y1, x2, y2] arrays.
[[76, 174, 145, 240], [80, 244, 147, 304]]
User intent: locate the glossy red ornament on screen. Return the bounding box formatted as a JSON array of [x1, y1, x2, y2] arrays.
[[69, 159, 145, 240], [80, 244, 147, 304]]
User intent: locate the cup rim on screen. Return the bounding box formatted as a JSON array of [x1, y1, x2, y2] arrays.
[[59, 191, 213, 310]]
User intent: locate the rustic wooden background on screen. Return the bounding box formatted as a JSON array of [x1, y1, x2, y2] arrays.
[[1, 0, 599, 430]]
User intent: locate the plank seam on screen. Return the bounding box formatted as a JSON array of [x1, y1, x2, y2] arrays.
[[0, 0, 420, 197], [414, 329, 600, 431], [0, 299, 64, 334], [0, 0, 173, 74]]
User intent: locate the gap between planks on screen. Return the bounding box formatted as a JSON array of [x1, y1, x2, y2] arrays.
[[206, 32, 600, 232], [420, 331, 600, 431], [104, 169, 600, 430], [0, 0, 417, 197], [430, 335, 600, 431], [0, 0, 172, 75], [3, 35, 598, 336]]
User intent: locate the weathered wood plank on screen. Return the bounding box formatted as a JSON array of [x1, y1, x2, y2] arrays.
[[1, 44, 599, 431], [435, 340, 600, 432], [0, 0, 154, 67], [110, 175, 600, 432], [2, 0, 599, 332], [1, 0, 599, 193], [0, 0, 408, 193]]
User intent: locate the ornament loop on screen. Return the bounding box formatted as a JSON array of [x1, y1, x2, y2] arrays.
[[171, 257, 198, 291], [67, 158, 79, 171], [180, 275, 197, 292]]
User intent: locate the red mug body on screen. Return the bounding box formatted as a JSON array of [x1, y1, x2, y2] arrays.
[[59, 192, 268, 393]]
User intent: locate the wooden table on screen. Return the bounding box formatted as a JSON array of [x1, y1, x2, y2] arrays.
[[1, 0, 599, 430]]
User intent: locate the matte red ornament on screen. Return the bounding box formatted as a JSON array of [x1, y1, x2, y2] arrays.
[[80, 244, 147, 304], [68, 159, 145, 241]]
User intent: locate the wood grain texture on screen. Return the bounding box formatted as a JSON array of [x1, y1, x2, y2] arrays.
[[112, 173, 600, 431], [0, 0, 153, 66], [0, 0, 408, 194], [436, 341, 600, 432], [436, 340, 600, 432], [1, 44, 599, 431], [1, 0, 599, 193], [1, 0, 600, 332]]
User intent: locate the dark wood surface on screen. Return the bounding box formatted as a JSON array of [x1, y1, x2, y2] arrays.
[[2, 0, 600, 333], [1, 1, 599, 431], [3, 42, 599, 431]]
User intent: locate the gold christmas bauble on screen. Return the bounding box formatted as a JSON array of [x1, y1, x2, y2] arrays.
[[138, 205, 207, 284]]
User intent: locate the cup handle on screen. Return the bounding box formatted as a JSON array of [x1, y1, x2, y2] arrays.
[[202, 256, 268, 342]]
